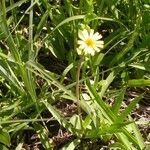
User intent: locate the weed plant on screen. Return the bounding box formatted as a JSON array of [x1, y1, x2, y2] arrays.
[[0, 0, 150, 149]]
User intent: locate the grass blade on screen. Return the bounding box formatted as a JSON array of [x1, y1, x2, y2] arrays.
[[128, 79, 150, 87], [118, 94, 143, 122], [33, 122, 52, 149], [112, 89, 125, 115]]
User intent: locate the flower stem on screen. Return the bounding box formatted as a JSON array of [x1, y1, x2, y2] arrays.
[[76, 56, 84, 116]]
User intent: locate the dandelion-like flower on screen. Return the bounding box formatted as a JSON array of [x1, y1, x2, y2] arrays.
[[77, 29, 104, 56]]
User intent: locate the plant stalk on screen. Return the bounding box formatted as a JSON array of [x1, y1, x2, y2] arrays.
[[76, 56, 84, 116]]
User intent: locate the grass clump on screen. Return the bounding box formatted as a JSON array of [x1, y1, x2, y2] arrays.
[[0, 0, 149, 149]]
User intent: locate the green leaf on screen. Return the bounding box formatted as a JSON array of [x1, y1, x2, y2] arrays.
[[115, 133, 134, 150], [129, 63, 150, 72], [70, 114, 82, 130], [0, 129, 10, 147], [128, 116, 145, 149], [60, 63, 74, 83], [5, 0, 29, 14], [43, 100, 82, 137], [110, 16, 142, 66], [112, 89, 125, 115], [128, 79, 150, 87], [86, 79, 116, 122], [34, 10, 49, 41], [27, 61, 93, 116], [33, 123, 52, 149], [109, 142, 127, 150], [0, 144, 8, 150], [42, 15, 85, 43], [52, 15, 85, 33], [15, 143, 23, 150], [117, 94, 143, 122], [99, 71, 116, 98], [61, 139, 81, 150], [93, 53, 104, 66], [144, 145, 150, 150], [86, 121, 133, 138], [82, 115, 92, 130]]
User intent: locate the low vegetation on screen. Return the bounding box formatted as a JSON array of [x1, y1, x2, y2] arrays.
[[0, 0, 150, 149]]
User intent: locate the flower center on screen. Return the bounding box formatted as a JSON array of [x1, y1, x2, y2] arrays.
[[85, 38, 94, 47]]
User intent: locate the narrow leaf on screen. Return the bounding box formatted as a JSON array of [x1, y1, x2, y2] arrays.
[[33, 123, 52, 149], [118, 94, 143, 122], [0, 130, 10, 147], [128, 79, 150, 87], [112, 89, 125, 115]]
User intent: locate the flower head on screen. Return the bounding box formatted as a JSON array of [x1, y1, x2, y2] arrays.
[[77, 29, 104, 56]]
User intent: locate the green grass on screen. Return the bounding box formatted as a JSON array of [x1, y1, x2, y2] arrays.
[[0, 0, 150, 149]]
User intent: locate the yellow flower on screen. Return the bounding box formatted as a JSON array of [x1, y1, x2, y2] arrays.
[[77, 29, 104, 56]]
